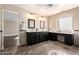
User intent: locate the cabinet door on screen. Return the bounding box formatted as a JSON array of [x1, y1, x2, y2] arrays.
[[39, 33, 43, 42], [32, 33, 37, 44], [27, 33, 37, 45], [48, 33, 57, 41], [27, 33, 33, 45], [42, 32, 47, 41], [35, 33, 40, 43], [65, 35, 74, 45]]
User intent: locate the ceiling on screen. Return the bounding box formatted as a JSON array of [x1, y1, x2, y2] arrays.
[[14, 4, 79, 16]]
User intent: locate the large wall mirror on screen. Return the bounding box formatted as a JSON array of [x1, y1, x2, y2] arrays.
[[40, 21, 45, 29], [28, 19, 35, 28]]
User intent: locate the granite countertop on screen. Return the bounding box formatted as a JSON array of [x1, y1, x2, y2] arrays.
[[23, 30, 74, 35]]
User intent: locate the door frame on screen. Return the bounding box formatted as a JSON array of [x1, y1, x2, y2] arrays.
[[1, 9, 20, 50]]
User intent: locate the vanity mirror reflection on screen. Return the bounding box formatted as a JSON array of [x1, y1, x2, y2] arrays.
[[40, 21, 45, 29]]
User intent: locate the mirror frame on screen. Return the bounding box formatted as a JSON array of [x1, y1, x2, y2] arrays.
[[28, 19, 35, 28]]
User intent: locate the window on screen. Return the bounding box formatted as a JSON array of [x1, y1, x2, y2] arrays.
[[59, 16, 72, 31]]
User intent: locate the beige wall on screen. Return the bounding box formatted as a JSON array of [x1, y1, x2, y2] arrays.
[[19, 13, 48, 32], [1, 4, 48, 32], [48, 7, 79, 32]]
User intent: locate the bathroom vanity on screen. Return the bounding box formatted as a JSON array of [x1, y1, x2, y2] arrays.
[[27, 32, 49, 45], [27, 32, 74, 46]]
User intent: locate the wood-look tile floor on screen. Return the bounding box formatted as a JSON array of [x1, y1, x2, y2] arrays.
[[0, 41, 79, 55]]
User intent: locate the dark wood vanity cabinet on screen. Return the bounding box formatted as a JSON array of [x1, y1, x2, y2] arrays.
[[27, 32, 37, 45], [64, 34, 74, 45], [39, 32, 48, 42], [48, 32, 57, 41], [27, 32, 74, 46], [48, 32, 74, 45], [27, 32, 48, 45]]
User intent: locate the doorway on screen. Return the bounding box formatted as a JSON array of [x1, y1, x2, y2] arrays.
[[2, 9, 19, 54]]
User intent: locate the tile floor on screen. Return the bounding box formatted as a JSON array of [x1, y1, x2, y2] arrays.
[[0, 40, 79, 55]]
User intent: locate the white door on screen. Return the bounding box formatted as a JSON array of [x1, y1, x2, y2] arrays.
[[3, 10, 19, 49], [0, 18, 1, 51]]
